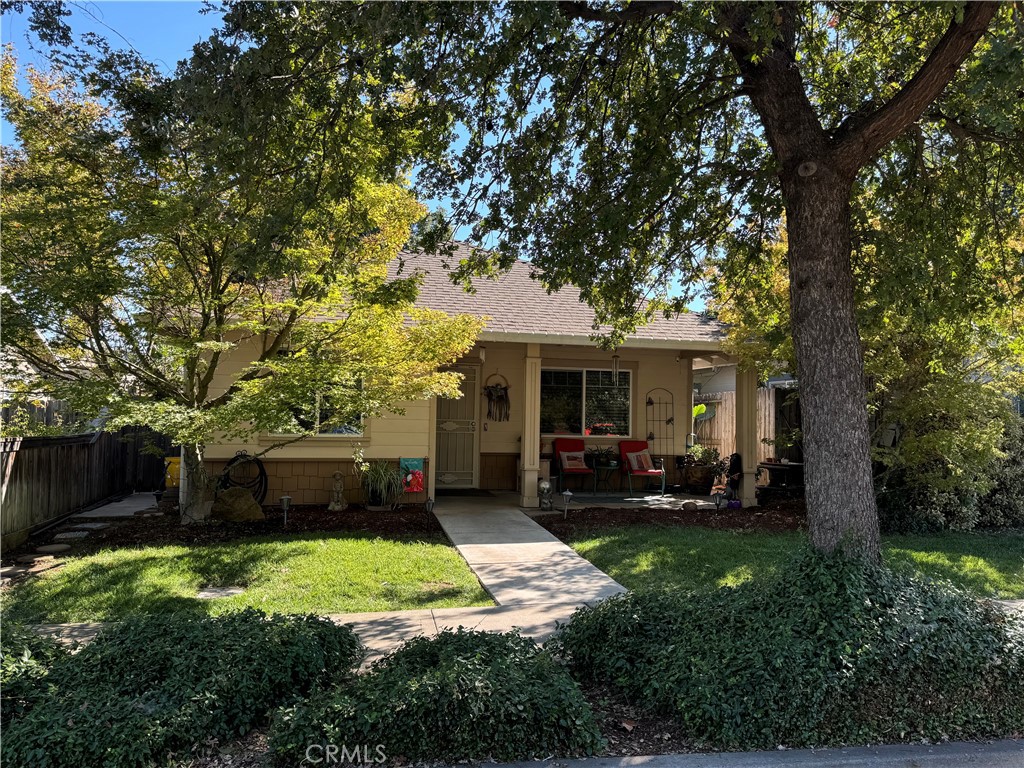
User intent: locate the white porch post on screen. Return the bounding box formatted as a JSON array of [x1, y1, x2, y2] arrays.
[[519, 343, 541, 507], [735, 367, 759, 507]]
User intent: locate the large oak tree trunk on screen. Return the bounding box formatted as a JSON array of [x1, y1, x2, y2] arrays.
[[783, 171, 880, 558]]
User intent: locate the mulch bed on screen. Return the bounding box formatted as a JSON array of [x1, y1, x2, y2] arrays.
[[537, 497, 806, 540], [180, 686, 700, 767], [1, 503, 441, 565], [585, 684, 699, 756]]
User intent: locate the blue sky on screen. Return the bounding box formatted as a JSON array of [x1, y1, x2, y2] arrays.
[[2, 1, 221, 142], [1, 1, 218, 76]]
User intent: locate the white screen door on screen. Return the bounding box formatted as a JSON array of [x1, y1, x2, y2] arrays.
[[435, 365, 479, 488]]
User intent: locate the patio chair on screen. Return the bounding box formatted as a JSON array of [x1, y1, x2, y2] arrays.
[[552, 438, 596, 494], [618, 440, 666, 497]]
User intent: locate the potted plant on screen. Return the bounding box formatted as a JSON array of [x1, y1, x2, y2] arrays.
[[361, 460, 404, 511], [586, 445, 617, 468], [682, 444, 726, 495]]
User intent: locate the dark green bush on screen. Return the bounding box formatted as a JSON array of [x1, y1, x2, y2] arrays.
[[552, 551, 1024, 749], [1, 609, 363, 768], [0, 625, 68, 726], [269, 628, 605, 763], [980, 414, 1024, 528], [877, 479, 980, 532]]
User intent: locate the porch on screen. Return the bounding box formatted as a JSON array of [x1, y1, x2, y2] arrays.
[[428, 340, 762, 510]]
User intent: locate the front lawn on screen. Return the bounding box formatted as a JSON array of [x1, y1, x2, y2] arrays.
[[567, 525, 1024, 599], [2, 532, 492, 623]]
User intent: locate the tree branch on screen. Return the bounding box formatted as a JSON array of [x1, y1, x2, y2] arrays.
[[558, 1, 682, 24], [832, 1, 999, 174]]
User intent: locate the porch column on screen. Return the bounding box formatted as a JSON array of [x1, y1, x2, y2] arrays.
[[426, 396, 438, 501], [735, 367, 759, 507], [519, 343, 541, 507]]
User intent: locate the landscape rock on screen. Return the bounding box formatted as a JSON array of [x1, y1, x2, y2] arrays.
[[53, 531, 90, 541], [196, 586, 245, 599], [210, 487, 265, 523]]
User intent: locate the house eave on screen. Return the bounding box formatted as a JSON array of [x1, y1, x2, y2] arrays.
[[477, 329, 724, 352]]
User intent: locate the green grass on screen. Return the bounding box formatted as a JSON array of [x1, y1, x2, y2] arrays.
[[568, 526, 1024, 599], [2, 532, 492, 623]]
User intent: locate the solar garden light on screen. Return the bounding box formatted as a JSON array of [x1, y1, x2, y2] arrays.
[[538, 479, 554, 511], [561, 488, 573, 519], [425, 496, 435, 513], [712, 490, 726, 510], [280, 495, 292, 526]]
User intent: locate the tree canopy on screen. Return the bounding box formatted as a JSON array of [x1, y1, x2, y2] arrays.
[[7, 1, 1023, 551], [0, 38, 482, 520]]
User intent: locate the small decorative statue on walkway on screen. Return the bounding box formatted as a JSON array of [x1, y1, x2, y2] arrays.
[[327, 471, 347, 512], [538, 478, 554, 511]]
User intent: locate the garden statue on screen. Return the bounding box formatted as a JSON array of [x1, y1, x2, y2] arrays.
[[538, 478, 554, 511], [327, 471, 347, 512]]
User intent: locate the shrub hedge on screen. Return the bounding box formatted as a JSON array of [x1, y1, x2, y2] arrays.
[[552, 551, 1024, 749], [1, 609, 363, 768], [269, 628, 605, 763], [980, 413, 1024, 528]]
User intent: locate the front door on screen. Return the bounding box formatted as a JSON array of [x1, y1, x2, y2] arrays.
[[435, 365, 479, 488]]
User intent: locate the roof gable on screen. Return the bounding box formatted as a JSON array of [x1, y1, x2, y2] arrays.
[[394, 243, 725, 348]]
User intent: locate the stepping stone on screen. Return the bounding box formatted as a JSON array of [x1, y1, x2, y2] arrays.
[[1, 565, 25, 577], [70, 522, 110, 530], [196, 586, 245, 599], [36, 543, 72, 554], [53, 531, 90, 542], [16, 554, 41, 564]]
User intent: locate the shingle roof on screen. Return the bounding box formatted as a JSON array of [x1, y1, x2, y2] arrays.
[[393, 243, 725, 348]]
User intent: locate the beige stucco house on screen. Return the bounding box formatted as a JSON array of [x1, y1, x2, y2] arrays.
[[205, 245, 761, 507]]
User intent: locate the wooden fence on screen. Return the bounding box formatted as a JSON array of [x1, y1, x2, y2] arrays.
[[1, 428, 170, 552], [693, 389, 779, 465]]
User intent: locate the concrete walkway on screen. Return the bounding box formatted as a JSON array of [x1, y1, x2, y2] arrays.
[[72, 492, 157, 519], [433, 496, 626, 606], [496, 740, 1024, 768]]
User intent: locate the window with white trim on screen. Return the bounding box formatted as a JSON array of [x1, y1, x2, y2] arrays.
[[540, 369, 631, 436]]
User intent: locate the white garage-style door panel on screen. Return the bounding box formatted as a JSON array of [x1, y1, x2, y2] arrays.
[[435, 366, 479, 488]]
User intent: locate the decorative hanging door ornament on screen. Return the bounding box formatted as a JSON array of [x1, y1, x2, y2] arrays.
[[483, 373, 511, 422]]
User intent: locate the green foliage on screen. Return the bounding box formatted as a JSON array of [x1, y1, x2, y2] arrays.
[[269, 629, 605, 763], [0, 625, 68, 726], [0, 38, 482, 497], [980, 414, 1024, 528], [552, 552, 1024, 749], [1, 610, 362, 768], [713, 217, 1023, 532], [687, 443, 722, 467], [360, 460, 405, 508]]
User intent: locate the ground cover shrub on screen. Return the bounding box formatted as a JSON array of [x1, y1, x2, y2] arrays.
[[0, 625, 68, 726], [269, 628, 605, 763], [552, 551, 1024, 749], [1, 609, 362, 768]]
